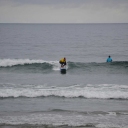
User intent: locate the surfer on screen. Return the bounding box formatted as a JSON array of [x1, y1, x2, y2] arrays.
[[106, 55, 112, 62], [59, 57, 66, 67]]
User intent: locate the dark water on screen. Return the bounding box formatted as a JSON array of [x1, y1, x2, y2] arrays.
[[0, 23, 128, 128]]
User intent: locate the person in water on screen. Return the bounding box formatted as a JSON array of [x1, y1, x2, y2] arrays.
[[106, 55, 112, 62], [59, 57, 66, 67]]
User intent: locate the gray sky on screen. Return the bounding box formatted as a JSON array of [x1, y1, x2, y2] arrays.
[[0, 0, 128, 23]]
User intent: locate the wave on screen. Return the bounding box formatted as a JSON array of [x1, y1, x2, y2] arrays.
[[68, 61, 128, 73], [0, 59, 60, 72], [0, 83, 128, 99], [0, 59, 128, 74], [0, 59, 58, 67], [0, 59, 128, 72], [1, 59, 128, 67], [0, 110, 128, 127]]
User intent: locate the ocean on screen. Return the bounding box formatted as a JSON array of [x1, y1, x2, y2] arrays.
[[0, 23, 128, 128]]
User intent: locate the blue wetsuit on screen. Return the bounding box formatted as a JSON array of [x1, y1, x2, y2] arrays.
[[106, 57, 112, 62]]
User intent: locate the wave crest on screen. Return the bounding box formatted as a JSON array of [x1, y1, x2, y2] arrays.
[[0, 59, 128, 74]]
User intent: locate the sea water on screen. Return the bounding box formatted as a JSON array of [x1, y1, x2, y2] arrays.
[[0, 23, 128, 128]]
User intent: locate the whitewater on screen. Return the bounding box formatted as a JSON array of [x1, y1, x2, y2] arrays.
[[0, 83, 128, 99]]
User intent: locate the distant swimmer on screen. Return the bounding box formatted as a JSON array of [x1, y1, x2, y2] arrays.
[[106, 55, 112, 62], [59, 57, 66, 67]]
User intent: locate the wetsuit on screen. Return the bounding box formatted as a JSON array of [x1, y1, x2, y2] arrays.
[[106, 57, 112, 62]]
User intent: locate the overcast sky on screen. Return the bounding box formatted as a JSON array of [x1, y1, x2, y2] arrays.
[[0, 0, 128, 23]]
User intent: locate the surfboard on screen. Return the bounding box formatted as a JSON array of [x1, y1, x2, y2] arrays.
[[60, 66, 66, 74]]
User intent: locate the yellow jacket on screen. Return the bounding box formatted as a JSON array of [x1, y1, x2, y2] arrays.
[[59, 58, 66, 63]]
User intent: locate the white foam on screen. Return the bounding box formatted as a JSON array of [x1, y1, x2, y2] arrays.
[[0, 59, 59, 67], [0, 84, 128, 99], [97, 123, 121, 128], [107, 112, 117, 116], [0, 112, 128, 127]]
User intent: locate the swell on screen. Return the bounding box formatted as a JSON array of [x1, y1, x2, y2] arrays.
[[68, 61, 128, 72], [68, 61, 128, 68]]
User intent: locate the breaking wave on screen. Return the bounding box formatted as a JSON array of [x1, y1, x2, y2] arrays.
[[0, 59, 128, 74], [0, 59, 60, 72], [0, 83, 128, 99]]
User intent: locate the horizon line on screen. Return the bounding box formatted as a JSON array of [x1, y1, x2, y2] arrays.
[[0, 22, 128, 24]]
